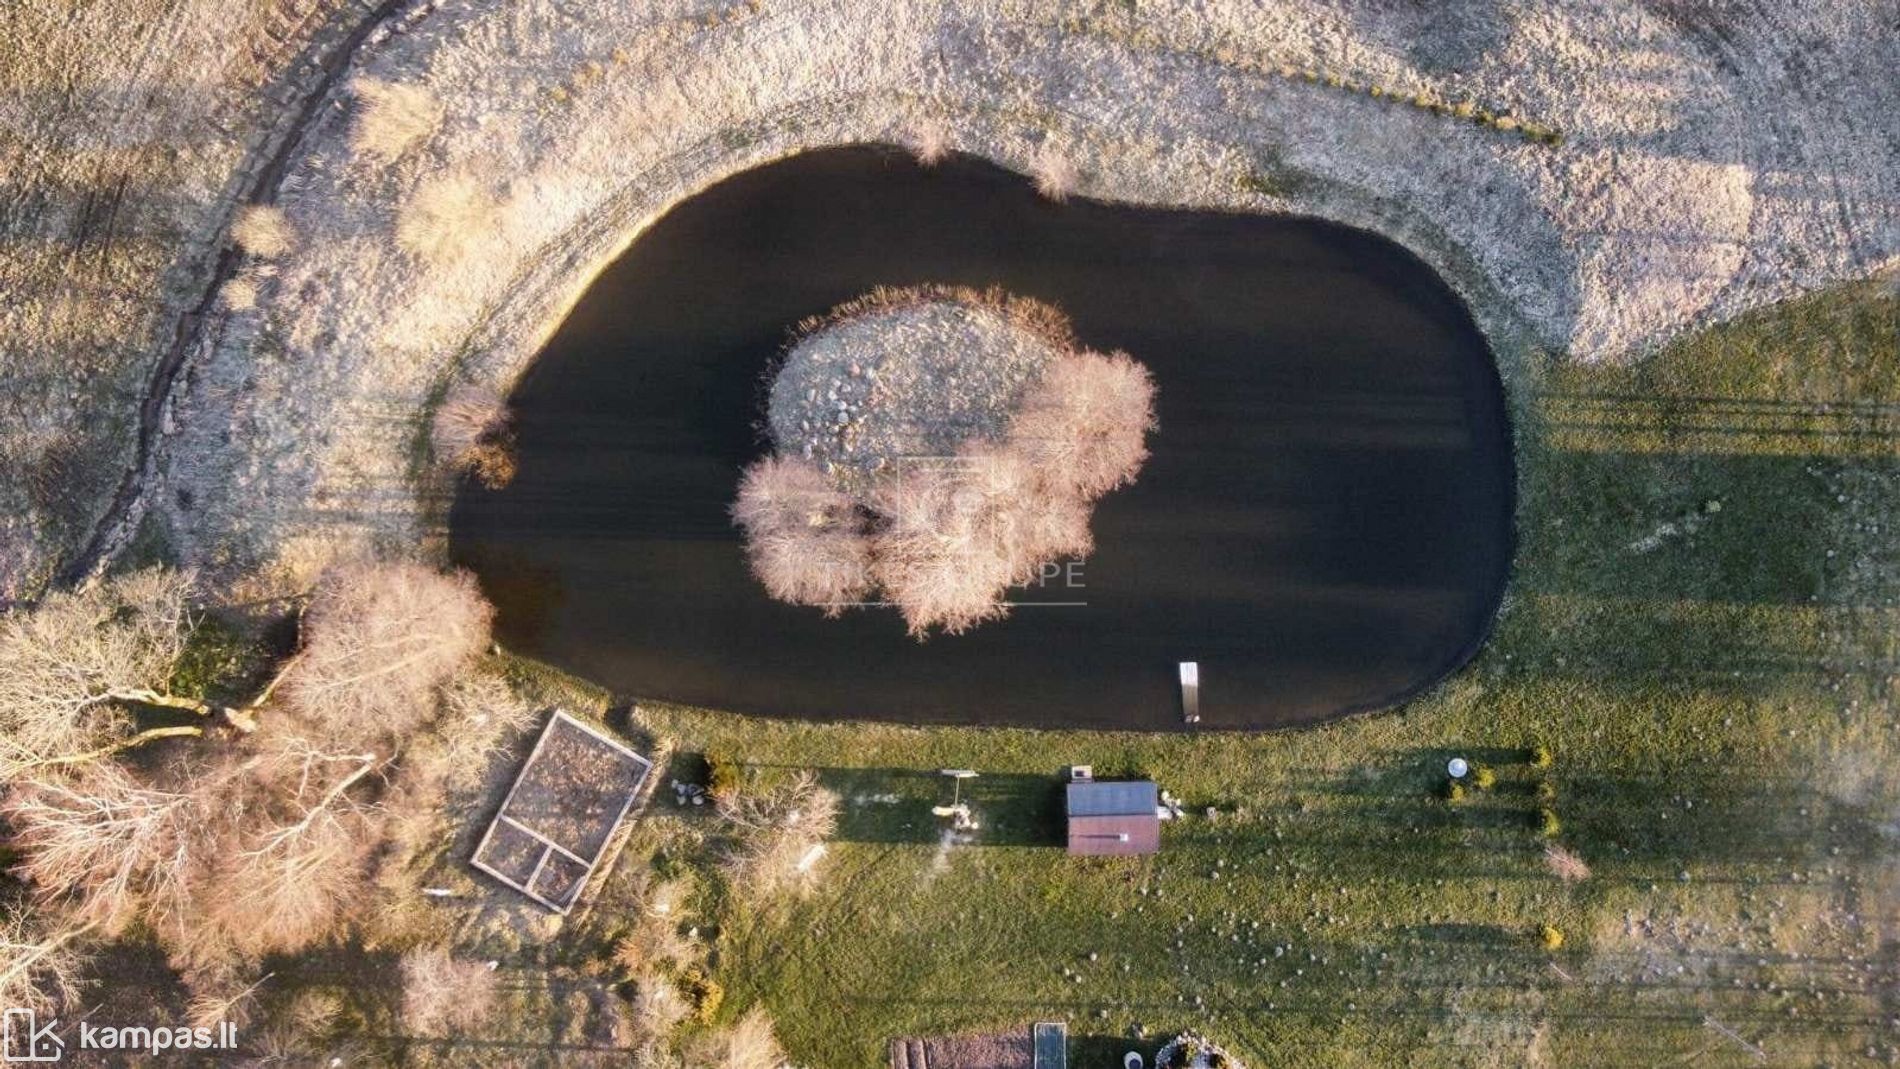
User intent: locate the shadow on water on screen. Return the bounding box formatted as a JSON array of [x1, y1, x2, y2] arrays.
[[450, 146, 1515, 732]]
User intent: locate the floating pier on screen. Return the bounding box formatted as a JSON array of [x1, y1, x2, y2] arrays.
[[1179, 661, 1200, 723]]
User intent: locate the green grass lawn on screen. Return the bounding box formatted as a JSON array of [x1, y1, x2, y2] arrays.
[[478, 281, 1898, 1067]]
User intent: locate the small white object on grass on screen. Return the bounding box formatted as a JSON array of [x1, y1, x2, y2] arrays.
[[1447, 757, 1469, 779], [796, 843, 828, 873]]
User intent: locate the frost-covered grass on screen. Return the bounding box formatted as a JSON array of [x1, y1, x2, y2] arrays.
[[0, 0, 361, 597]]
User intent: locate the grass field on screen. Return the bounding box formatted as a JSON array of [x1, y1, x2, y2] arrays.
[[506, 280, 1900, 1068]]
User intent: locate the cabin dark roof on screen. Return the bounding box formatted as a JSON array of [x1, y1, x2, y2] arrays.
[[1065, 779, 1158, 817]]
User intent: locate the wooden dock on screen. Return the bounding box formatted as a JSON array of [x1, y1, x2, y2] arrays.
[[1179, 661, 1200, 723]]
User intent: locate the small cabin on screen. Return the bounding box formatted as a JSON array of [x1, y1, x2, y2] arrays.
[[1065, 769, 1160, 856]]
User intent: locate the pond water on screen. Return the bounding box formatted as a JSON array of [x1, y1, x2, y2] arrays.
[[450, 147, 1514, 731]]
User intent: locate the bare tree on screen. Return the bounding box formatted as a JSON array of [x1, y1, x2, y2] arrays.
[[717, 773, 839, 900], [431, 385, 518, 489], [731, 457, 874, 613], [687, 1008, 786, 1069], [1, 760, 218, 935], [429, 669, 535, 786], [1010, 350, 1156, 499], [190, 739, 380, 965], [399, 947, 498, 1035], [182, 966, 272, 1032], [732, 297, 1153, 637], [284, 561, 493, 745], [0, 569, 213, 779], [866, 459, 1019, 637], [0, 905, 92, 1014]]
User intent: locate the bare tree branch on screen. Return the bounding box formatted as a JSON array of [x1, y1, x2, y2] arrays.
[[0, 909, 96, 1015], [0, 569, 206, 780]]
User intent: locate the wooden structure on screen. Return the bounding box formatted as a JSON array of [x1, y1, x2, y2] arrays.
[[1179, 661, 1200, 723], [890, 1021, 1067, 1069], [470, 710, 653, 913], [1065, 775, 1161, 856]]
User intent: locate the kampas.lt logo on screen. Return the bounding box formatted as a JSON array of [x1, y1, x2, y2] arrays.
[[2, 1008, 63, 1062]]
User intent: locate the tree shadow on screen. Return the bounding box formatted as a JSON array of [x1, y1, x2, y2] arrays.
[[1521, 445, 1896, 607], [735, 763, 1068, 848], [1301, 746, 1885, 890], [1345, 0, 1516, 75], [1070, 1032, 1163, 1068]]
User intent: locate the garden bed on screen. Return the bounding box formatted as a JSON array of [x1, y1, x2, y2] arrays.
[[470, 710, 654, 912]]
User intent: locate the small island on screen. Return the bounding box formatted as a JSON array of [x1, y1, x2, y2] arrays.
[[732, 285, 1157, 636]]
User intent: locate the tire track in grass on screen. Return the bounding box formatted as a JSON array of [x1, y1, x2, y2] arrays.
[[58, 0, 419, 589]]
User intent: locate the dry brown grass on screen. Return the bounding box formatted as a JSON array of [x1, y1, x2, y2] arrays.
[[0, 0, 360, 602], [396, 173, 499, 266], [221, 271, 260, 311], [629, 973, 690, 1039], [789, 284, 1077, 353], [612, 876, 701, 976], [399, 947, 499, 1036], [430, 385, 507, 460], [1543, 843, 1592, 882], [231, 204, 293, 258], [904, 118, 952, 166], [350, 76, 443, 163], [1030, 145, 1078, 202], [687, 1008, 785, 1069]]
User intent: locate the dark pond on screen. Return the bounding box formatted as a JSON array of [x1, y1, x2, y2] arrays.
[[450, 146, 1514, 732]]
